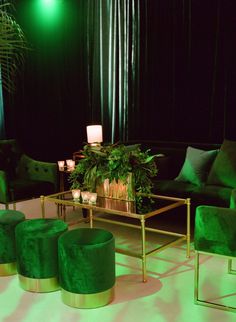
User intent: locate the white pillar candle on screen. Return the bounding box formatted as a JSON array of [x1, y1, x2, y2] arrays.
[[86, 125, 103, 144]]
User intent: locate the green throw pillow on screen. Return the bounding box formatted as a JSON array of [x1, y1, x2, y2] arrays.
[[175, 146, 218, 186], [207, 139, 236, 188]]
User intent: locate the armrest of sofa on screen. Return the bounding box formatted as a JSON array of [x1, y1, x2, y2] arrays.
[[0, 170, 10, 203], [16, 154, 58, 191], [194, 205, 236, 256]]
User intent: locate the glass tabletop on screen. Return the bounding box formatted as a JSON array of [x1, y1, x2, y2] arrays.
[[45, 191, 186, 217]]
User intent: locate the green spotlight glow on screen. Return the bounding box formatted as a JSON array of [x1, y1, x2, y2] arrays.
[[35, 0, 62, 28], [41, 0, 57, 11], [39, 0, 59, 14], [42, 0, 55, 5]]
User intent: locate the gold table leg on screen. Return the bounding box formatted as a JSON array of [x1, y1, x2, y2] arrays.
[[228, 259, 236, 274], [59, 171, 65, 192], [40, 195, 45, 218], [194, 251, 199, 303], [186, 198, 191, 258], [141, 218, 147, 282], [89, 209, 93, 228]]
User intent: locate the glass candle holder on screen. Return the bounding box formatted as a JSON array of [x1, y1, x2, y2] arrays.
[[67, 160, 75, 171], [66, 159, 73, 170], [58, 160, 65, 171], [72, 189, 81, 201], [89, 192, 97, 204], [81, 191, 90, 203]]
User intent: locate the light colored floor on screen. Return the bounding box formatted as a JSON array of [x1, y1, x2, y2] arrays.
[[0, 199, 235, 322]]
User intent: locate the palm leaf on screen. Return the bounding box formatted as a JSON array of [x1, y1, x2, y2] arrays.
[[0, 2, 28, 92]]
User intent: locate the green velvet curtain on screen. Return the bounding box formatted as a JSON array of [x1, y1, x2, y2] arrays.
[[86, 0, 140, 143], [0, 0, 6, 139], [0, 68, 5, 139], [3, 0, 236, 161]]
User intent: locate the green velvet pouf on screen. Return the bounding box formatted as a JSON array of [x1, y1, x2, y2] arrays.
[[58, 228, 115, 308], [0, 210, 25, 276], [15, 218, 68, 292]]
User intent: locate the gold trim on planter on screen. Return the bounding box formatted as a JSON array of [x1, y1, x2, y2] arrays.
[[61, 286, 115, 308], [18, 274, 60, 293], [0, 262, 17, 276]]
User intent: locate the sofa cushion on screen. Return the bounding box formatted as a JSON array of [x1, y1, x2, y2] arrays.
[[175, 146, 218, 186], [153, 179, 231, 208], [153, 179, 196, 198], [207, 139, 236, 188], [192, 184, 231, 208]]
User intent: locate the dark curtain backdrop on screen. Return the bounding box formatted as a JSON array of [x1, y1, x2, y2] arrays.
[[3, 0, 236, 161], [137, 0, 236, 143], [4, 0, 90, 161]]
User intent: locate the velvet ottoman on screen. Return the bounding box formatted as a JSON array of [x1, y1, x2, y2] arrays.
[[15, 218, 68, 292], [58, 227, 116, 308], [0, 210, 25, 276]]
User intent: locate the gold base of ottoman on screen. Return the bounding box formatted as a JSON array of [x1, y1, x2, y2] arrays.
[[19, 274, 60, 293], [61, 286, 115, 308], [0, 262, 17, 276]]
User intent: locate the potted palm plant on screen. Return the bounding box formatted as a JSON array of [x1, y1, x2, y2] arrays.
[[0, 1, 27, 92], [69, 143, 159, 201]]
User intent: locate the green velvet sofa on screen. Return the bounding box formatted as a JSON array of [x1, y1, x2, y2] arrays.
[[128, 139, 236, 212], [0, 139, 58, 208]]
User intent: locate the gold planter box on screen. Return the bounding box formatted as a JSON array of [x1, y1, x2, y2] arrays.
[[96, 174, 135, 201]]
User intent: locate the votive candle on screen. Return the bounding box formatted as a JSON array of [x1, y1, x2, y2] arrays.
[[81, 191, 90, 203], [89, 192, 97, 204], [58, 160, 65, 171], [72, 189, 81, 200]]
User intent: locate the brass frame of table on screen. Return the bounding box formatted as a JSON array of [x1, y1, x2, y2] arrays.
[[40, 191, 191, 282]]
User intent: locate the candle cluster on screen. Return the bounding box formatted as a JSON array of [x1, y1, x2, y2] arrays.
[[81, 191, 98, 204], [72, 190, 97, 204], [57, 159, 75, 172]]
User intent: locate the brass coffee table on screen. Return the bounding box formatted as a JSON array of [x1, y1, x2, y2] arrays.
[[40, 191, 191, 282]]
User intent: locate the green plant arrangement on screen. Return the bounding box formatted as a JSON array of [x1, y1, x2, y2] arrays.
[[69, 143, 158, 200], [0, 1, 28, 92]]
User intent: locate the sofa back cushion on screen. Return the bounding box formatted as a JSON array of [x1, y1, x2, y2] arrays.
[[207, 139, 236, 188], [175, 146, 218, 186]]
